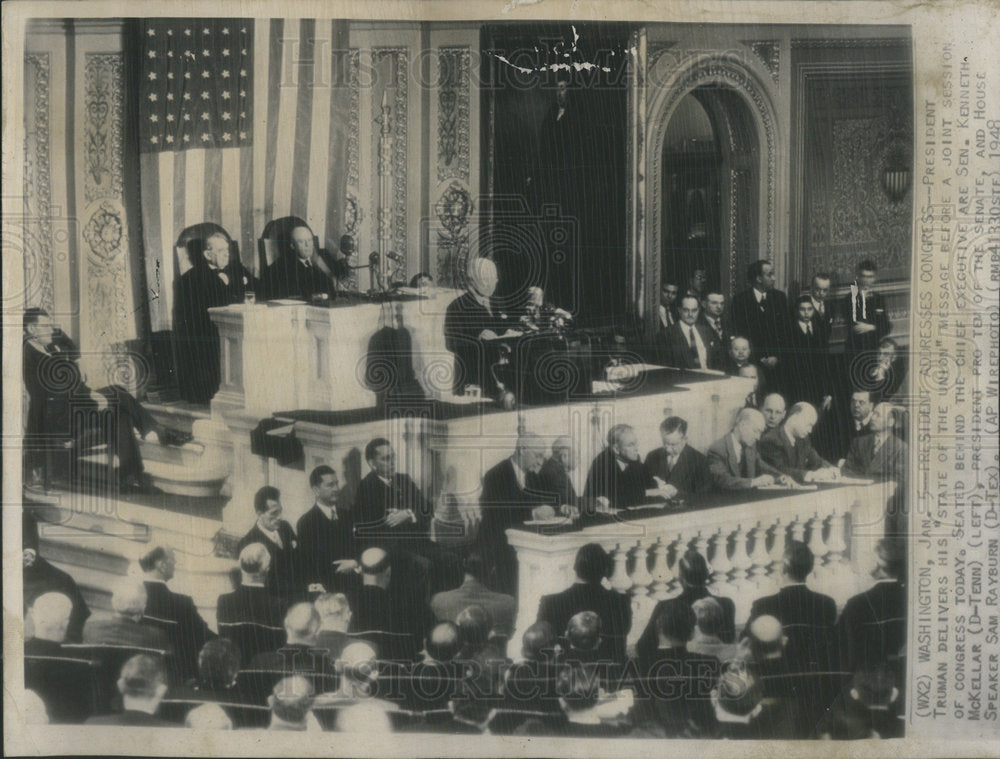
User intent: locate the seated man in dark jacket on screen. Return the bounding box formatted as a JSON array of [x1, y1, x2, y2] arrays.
[[217, 543, 286, 665], [84, 654, 176, 727], [583, 424, 654, 510], [643, 416, 711, 500], [23, 514, 90, 643], [758, 402, 839, 484]]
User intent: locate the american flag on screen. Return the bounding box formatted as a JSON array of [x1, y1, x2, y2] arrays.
[[139, 19, 352, 331]]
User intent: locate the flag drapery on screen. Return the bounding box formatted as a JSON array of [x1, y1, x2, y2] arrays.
[[139, 18, 352, 331]]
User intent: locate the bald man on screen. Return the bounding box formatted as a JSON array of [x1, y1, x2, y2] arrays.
[[478, 434, 554, 594], [82, 577, 171, 651], [353, 548, 433, 661], [760, 393, 787, 430], [759, 403, 838, 484], [26, 592, 74, 656], [249, 602, 335, 676], [707, 409, 789, 491], [536, 435, 580, 509], [217, 543, 285, 665]]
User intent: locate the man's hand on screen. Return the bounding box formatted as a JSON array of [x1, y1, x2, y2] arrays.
[[852, 323, 876, 334], [775, 474, 792, 487], [595, 496, 611, 512], [531, 505, 556, 521], [821, 395, 833, 412], [558, 504, 580, 519], [812, 467, 841, 483], [751, 474, 774, 488], [385, 510, 412, 528], [761, 356, 778, 367], [478, 329, 499, 341], [333, 559, 359, 574], [652, 477, 679, 500]]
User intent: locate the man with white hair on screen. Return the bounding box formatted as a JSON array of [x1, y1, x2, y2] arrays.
[[707, 408, 790, 491], [25, 592, 74, 656], [353, 548, 433, 661], [478, 433, 553, 594], [217, 542, 285, 664], [85, 653, 175, 726], [583, 423, 655, 510], [82, 577, 171, 651], [314, 592, 371, 660], [759, 402, 839, 484], [266, 675, 319, 731], [23, 512, 90, 643], [249, 602, 331, 674]]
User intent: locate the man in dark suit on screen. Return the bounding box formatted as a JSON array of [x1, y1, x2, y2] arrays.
[[787, 295, 834, 409], [140, 546, 215, 679], [759, 403, 839, 485], [583, 424, 655, 509], [238, 486, 301, 606], [25, 591, 74, 657], [478, 434, 552, 595], [698, 290, 730, 348], [536, 543, 631, 665], [842, 403, 908, 483], [296, 465, 359, 597], [23, 514, 90, 643], [760, 392, 787, 431], [807, 273, 835, 349], [744, 542, 837, 670], [656, 281, 680, 332], [637, 551, 737, 663], [862, 337, 907, 400], [217, 543, 286, 666], [313, 592, 372, 661], [707, 408, 790, 491], [249, 603, 334, 675], [739, 364, 763, 409], [535, 435, 580, 510], [630, 598, 719, 737], [836, 538, 906, 673], [730, 259, 791, 394], [657, 295, 721, 371], [82, 577, 171, 652], [263, 221, 349, 302], [643, 416, 711, 499], [431, 553, 517, 640], [84, 654, 176, 727], [22, 308, 179, 490], [843, 258, 891, 363]]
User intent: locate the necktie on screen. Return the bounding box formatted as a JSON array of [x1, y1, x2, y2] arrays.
[[740, 445, 751, 478], [688, 327, 700, 366], [807, 322, 813, 336], [665, 454, 675, 474]]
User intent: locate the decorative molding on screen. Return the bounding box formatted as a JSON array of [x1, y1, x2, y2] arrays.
[[372, 48, 408, 266], [437, 47, 470, 184], [791, 37, 911, 49], [83, 53, 124, 204], [434, 181, 474, 287], [645, 54, 778, 330], [745, 40, 780, 85], [23, 53, 54, 314], [343, 49, 361, 292]]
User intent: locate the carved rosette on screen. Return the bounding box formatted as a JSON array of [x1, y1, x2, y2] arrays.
[[83, 53, 131, 350], [23, 53, 55, 313], [437, 47, 470, 184], [434, 182, 474, 287]]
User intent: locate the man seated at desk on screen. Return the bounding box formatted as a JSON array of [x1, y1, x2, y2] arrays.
[[758, 402, 840, 485], [536, 435, 580, 509], [643, 416, 711, 499], [443, 257, 522, 397], [707, 409, 791, 491], [263, 221, 350, 302], [583, 424, 655, 510]]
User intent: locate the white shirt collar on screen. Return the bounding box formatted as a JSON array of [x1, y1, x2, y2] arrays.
[[377, 474, 393, 487], [510, 456, 526, 490], [315, 501, 336, 521], [753, 287, 766, 303], [730, 433, 743, 462], [257, 522, 283, 546], [783, 426, 797, 446]]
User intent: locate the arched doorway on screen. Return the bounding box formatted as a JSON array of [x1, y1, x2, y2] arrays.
[[660, 86, 760, 300]]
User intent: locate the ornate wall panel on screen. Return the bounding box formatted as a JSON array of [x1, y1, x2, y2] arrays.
[[342, 48, 361, 291], [23, 53, 55, 314]]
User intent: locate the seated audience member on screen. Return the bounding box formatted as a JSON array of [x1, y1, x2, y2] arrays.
[[707, 408, 790, 491], [82, 576, 171, 651], [85, 654, 175, 727], [739, 364, 763, 409], [455, 604, 502, 662], [25, 592, 73, 656], [817, 667, 903, 740], [583, 424, 655, 510], [217, 543, 285, 665], [759, 402, 840, 484], [263, 220, 348, 302], [862, 337, 906, 400], [745, 616, 789, 675], [536, 543, 631, 665], [536, 436, 580, 510], [501, 623, 560, 714], [562, 611, 603, 665], [514, 663, 632, 738], [353, 547, 432, 661], [266, 675, 320, 731], [237, 486, 300, 606], [314, 592, 368, 661], [332, 641, 383, 701], [842, 403, 908, 483], [842, 388, 876, 450], [711, 668, 796, 739], [140, 546, 214, 679], [725, 336, 753, 376], [23, 515, 90, 643], [744, 542, 837, 670], [643, 416, 711, 499], [632, 598, 718, 737], [477, 434, 551, 595], [759, 393, 787, 430], [184, 702, 233, 730], [657, 281, 680, 331], [787, 294, 834, 409], [699, 290, 729, 347], [424, 622, 463, 664], [297, 465, 358, 597], [22, 308, 186, 491], [836, 538, 906, 673], [431, 553, 517, 642], [657, 295, 721, 371], [169, 639, 242, 701], [688, 598, 742, 663], [249, 603, 331, 674], [744, 615, 813, 737], [637, 550, 736, 662], [334, 701, 394, 733]]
